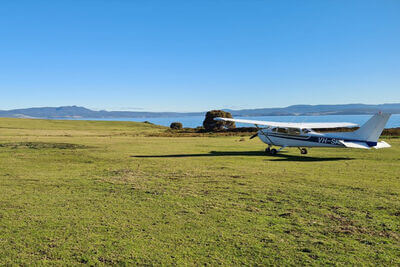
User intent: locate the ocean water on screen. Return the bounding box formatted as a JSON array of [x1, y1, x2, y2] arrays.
[[64, 114, 400, 128]]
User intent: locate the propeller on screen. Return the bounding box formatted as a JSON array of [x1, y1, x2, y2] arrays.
[[249, 133, 258, 139]]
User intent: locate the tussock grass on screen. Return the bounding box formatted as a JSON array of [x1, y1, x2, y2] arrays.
[[0, 142, 89, 149], [0, 118, 399, 265]]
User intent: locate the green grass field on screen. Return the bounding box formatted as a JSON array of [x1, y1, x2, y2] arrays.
[[0, 118, 399, 265]]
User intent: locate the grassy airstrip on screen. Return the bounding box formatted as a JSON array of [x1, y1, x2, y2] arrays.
[[0, 118, 399, 265]]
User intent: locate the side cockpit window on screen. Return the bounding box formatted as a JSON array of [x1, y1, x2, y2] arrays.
[[277, 128, 288, 134], [288, 128, 300, 135]]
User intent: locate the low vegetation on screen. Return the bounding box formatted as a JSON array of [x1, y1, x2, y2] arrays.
[[149, 125, 400, 138], [170, 122, 183, 130], [0, 118, 399, 265]]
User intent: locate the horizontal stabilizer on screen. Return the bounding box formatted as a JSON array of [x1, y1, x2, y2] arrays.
[[339, 140, 371, 149], [214, 117, 358, 129], [374, 141, 391, 149]]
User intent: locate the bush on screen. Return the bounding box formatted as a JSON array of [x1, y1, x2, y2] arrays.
[[170, 122, 183, 130], [203, 110, 236, 131]]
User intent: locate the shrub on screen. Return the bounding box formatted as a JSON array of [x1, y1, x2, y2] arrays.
[[170, 122, 183, 130], [203, 110, 236, 131]]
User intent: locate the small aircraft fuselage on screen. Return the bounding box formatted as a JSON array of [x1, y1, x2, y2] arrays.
[[258, 127, 353, 148]]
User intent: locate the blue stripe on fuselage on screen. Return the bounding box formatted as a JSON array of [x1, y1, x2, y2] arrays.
[[266, 133, 377, 147]]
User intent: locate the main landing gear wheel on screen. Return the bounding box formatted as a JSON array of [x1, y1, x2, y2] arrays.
[[300, 148, 308, 155], [265, 147, 271, 153], [270, 148, 277, 155]]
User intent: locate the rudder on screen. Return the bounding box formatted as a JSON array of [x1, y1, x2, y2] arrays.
[[353, 113, 391, 142]]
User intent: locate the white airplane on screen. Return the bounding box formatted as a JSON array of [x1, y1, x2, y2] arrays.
[[215, 113, 391, 155]]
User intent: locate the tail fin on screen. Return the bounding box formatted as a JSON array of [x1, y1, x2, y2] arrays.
[[353, 113, 391, 142]]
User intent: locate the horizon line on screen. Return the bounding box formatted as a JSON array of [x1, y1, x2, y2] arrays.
[[1, 102, 400, 113]]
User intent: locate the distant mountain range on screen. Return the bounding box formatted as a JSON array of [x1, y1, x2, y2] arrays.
[[0, 104, 400, 119], [225, 103, 400, 116], [0, 106, 201, 119]]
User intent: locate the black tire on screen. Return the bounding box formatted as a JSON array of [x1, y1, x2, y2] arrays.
[[265, 147, 271, 153], [270, 148, 277, 155], [300, 148, 308, 155]]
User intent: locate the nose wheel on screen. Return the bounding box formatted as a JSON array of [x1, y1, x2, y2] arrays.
[[265, 146, 280, 155], [299, 148, 308, 155]]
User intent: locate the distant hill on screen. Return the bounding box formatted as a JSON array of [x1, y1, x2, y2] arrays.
[[0, 104, 399, 119], [0, 106, 202, 119], [225, 103, 400, 116]]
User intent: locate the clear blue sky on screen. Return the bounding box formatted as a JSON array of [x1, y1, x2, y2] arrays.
[[1, 0, 399, 112]]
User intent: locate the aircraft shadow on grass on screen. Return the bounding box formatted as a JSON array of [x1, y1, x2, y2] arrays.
[[132, 151, 353, 162]]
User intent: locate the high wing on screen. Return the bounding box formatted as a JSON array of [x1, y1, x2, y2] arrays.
[[215, 117, 358, 129]]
